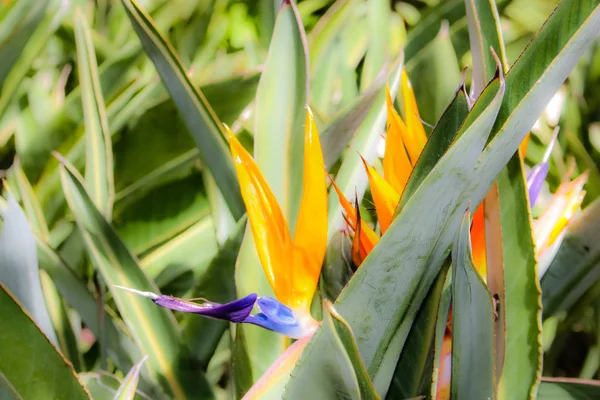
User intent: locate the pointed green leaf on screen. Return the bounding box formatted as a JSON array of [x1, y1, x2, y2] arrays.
[[58, 158, 211, 400], [471, 0, 600, 206], [406, 24, 462, 127], [465, 0, 508, 96], [387, 263, 451, 398], [0, 195, 57, 344], [450, 209, 495, 400], [114, 356, 148, 400], [0, 282, 89, 399], [496, 158, 542, 398], [285, 301, 380, 400], [74, 11, 115, 219], [7, 158, 49, 240], [0, 0, 50, 118], [121, 0, 244, 219], [463, 0, 542, 397], [79, 372, 151, 400]]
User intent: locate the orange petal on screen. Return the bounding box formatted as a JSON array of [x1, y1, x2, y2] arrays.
[[330, 177, 357, 228], [242, 334, 312, 399], [534, 172, 587, 253], [351, 199, 379, 266], [360, 155, 400, 235], [226, 126, 292, 304], [470, 203, 487, 278], [519, 133, 530, 158], [292, 108, 328, 312], [436, 330, 452, 400], [330, 176, 379, 266], [401, 69, 427, 163], [384, 86, 413, 195]]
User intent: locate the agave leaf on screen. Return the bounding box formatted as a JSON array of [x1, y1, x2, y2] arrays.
[[58, 158, 212, 400], [450, 209, 495, 400], [0, 0, 50, 117], [74, 11, 115, 219], [7, 158, 49, 240], [541, 198, 600, 317], [287, 65, 505, 397], [360, 0, 390, 91], [495, 159, 542, 399], [406, 23, 462, 127], [0, 282, 90, 399], [386, 263, 450, 398], [20, 53, 136, 182], [113, 173, 210, 255], [139, 217, 217, 281], [471, 0, 600, 206], [114, 356, 148, 400], [203, 169, 237, 246], [308, 0, 357, 78], [0, 195, 57, 344], [183, 217, 246, 367], [234, 0, 308, 387], [0, 374, 20, 400], [284, 301, 380, 400], [121, 0, 244, 219], [35, 233, 135, 372], [320, 68, 387, 168], [79, 372, 152, 400], [465, 0, 542, 396], [538, 378, 600, 399], [429, 271, 453, 399]]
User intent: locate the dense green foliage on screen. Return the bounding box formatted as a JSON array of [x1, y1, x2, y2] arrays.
[[2, 0, 600, 399]]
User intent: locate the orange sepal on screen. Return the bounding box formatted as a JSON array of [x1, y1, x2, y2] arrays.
[[384, 86, 413, 194], [291, 108, 328, 312], [225, 126, 292, 304], [470, 203, 487, 278], [401, 69, 427, 163], [360, 155, 400, 235], [351, 198, 379, 266], [330, 178, 378, 266]]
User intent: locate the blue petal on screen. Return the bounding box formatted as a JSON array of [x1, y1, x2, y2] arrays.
[[527, 162, 549, 207], [242, 297, 306, 338]]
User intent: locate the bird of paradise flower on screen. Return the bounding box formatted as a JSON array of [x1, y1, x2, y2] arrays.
[[116, 107, 328, 397]]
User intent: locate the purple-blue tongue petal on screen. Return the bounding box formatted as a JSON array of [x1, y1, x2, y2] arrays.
[[527, 127, 559, 208], [114, 286, 257, 323]]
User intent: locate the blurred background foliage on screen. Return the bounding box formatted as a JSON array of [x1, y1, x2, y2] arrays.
[[3, 0, 600, 398]]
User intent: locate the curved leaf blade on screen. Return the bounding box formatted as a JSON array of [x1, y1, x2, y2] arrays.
[[120, 0, 244, 219], [74, 11, 115, 219], [450, 209, 495, 400], [58, 158, 211, 400], [0, 195, 57, 344], [0, 282, 90, 400], [471, 0, 600, 206]]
